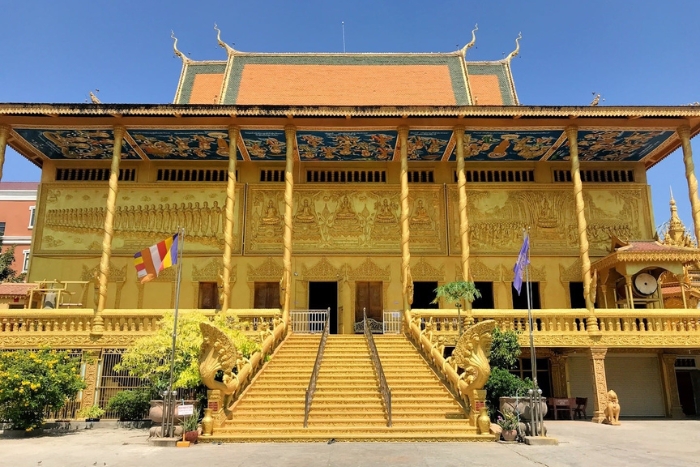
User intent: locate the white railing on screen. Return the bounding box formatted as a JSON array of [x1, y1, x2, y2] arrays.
[[383, 310, 402, 334], [291, 309, 329, 333]]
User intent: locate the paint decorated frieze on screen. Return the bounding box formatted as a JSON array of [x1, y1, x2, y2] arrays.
[[295, 130, 397, 162], [406, 130, 453, 161], [239, 130, 287, 160], [548, 130, 675, 162], [448, 186, 651, 255], [129, 129, 239, 160], [449, 130, 561, 161], [13, 128, 140, 160], [36, 184, 243, 254], [245, 186, 446, 254]]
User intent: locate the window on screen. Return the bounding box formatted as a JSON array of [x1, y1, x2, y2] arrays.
[[512, 282, 541, 309], [412, 281, 438, 309], [254, 282, 280, 309], [569, 282, 586, 308], [198, 282, 219, 309], [0, 221, 5, 237], [28, 206, 36, 229], [22, 250, 30, 273], [472, 282, 495, 309], [510, 358, 552, 397]]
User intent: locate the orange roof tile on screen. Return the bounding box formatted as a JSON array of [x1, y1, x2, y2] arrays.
[[188, 73, 224, 104], [234, 64, 457, 106], [469, 74, 504, 105], [0, 282, 36, 297]]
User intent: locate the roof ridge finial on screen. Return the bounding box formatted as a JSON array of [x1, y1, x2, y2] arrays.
[[171, 31, 191, 64], [670, 186, 676, 204], [214, 23, 236, 55], [459, 24, 478, 58], [504, 32, 522, 62]]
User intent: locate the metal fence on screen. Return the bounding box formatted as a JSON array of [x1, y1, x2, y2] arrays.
[[291, 309, 329, 333], [383, 310, 402, 334], [96, 349, 151, 419]]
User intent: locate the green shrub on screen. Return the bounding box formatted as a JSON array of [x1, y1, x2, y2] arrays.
[[484, 367, 532, 415], [181, 414, 198, 432], [107, 390, 151, 421], [76, 405, 105, 420], [0, 348, 85, 431]]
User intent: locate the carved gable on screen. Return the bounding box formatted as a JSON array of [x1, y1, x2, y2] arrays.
[[192, 258, 236, 284], [559, 259, 582, 283], [302, 257, 343, 281], [411, 258, 444, 282], [501, 263, 546, 282], [458, 258, 502, 282], [247, 257, 284, 281], [347, 258, 391, 281]]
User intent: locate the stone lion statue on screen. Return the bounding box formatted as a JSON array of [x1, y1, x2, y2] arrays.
[[603, 389, 621, 425]]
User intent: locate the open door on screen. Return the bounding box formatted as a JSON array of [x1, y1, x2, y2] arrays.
[[308, 282, 338, 334]]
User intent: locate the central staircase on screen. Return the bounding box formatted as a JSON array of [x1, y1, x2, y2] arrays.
[[207, 333, 492, 442]]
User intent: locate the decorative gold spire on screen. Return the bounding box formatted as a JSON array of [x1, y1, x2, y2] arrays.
[[171, 30, 191, 63], [663, 186, 696, 247], [459, 24, 478, 58], [214, 23, 236, 55], [504, 32, 522, 62]]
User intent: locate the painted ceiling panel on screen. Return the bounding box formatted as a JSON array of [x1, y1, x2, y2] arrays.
[[14, 128, 139, 160], [296, 130, 397, 162], [406, 130, 453, 161], [129, 129, 237, 160], [448, 130, 561, 161], [239, 130, 287, 161], [548, 130, 676, 162]]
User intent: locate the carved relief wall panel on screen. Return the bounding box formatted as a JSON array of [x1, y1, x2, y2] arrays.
[[35, 183, 244, 255], [245, 185, 446, 254], [448, 186, 651, 256]]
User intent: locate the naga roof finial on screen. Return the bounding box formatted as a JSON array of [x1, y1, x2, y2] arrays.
[[214, 23, 236, 55], [504, 32, 522, 62], [459, 24, 478, 58], [171, 30, 190, 63]]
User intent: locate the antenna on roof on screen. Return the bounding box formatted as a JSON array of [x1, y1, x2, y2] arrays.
[[342, 21, 346, 53], [89, 90, 101, 104], [590, 92, 605, 106]]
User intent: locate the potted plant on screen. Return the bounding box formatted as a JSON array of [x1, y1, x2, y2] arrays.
[[76, 405, 105, 422], [497, 410, 519, 442], [181, 414, 199, 444], [432, 281, 481, 335]]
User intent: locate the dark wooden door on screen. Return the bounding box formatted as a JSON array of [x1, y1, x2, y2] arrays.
[[254, 282, 280, 309], [677, 370, 697, 415], [355, 281, 383, 323], [198, 282, 218, 309]]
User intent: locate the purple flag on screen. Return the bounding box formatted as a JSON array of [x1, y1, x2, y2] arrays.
[[513, 235, 530, 295]]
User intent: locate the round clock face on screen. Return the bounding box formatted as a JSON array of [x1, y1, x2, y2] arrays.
[[634, 273, 658, 295]]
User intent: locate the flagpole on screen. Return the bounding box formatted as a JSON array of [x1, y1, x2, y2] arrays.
[[524, 227, 540, 437], [163, 227, 185, 438]]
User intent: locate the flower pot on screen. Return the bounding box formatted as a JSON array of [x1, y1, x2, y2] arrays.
[[502, 429, 517, 442], [184, 430, 198, 444]]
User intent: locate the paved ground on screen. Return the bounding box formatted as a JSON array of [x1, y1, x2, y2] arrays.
[[1, 420, 699, 467]]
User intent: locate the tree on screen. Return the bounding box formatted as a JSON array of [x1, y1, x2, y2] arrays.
[[115, 311, 260, 394], [432, 281, 481, 335], [0, 242, 24, 283], [0, 349, 86, 430], [483, 328, 532, 417]]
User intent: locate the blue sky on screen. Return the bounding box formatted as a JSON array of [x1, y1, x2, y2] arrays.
[[1, 0, 699, 231]]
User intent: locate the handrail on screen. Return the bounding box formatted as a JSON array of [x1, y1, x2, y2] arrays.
[[363, 308, 392, 427], [303, 308, 331, 428]]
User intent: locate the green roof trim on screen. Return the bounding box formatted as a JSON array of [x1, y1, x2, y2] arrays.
[[177, 62, 227, 105], [222, 54, 468, 105], [466, 63, 516, 105]]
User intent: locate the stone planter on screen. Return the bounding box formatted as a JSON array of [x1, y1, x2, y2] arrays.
[[499, 397, 548, 420], [149, 400, 198, 424], [502, 429, 517, 442]]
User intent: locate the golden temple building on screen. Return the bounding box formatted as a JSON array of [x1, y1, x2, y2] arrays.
[[1, 28, 700, 440]]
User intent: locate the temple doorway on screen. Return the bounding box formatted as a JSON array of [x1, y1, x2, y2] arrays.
[[308, 282, 338, 334], [412, 281, 438, 309], [355, 281, 383, 328]]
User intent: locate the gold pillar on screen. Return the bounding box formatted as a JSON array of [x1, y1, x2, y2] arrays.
[[94, 126, 124, 335], [281, 126, 295, 325], [588, 347, 608, 423], [677, 125, 700, 242], [455, 127, 473, 322], [0, 125, 9, 182], [566, 126, 598, 332], [399, 127, 412, 312], [221, 126, 239, 312], [660, 354, 685, 419], [625, 275, 634, 309], [80, 349, 101, 410]]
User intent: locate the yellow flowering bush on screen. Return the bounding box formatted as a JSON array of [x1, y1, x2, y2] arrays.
[[0, 349, 85, 430]]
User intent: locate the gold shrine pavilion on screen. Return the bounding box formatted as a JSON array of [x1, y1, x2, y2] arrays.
[[1, 28, 700, 440]]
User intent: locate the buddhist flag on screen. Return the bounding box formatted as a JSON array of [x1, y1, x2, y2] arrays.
[[133, 233, 179, 284], [513, 234, 530, 295]]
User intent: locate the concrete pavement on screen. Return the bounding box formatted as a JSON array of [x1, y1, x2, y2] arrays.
[[1, 420, 698, 467]]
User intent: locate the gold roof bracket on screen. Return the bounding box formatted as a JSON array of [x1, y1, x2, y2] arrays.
[[504, 32, 522, 62], [214, 23, 236, 55]]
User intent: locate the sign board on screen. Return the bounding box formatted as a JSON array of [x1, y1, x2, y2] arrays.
[[474, 401, 485, 411], [208, 401, 219, 412], [177, 404, 194, 416]]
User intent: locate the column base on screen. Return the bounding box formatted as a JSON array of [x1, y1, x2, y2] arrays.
[[670, 405, 686, 419], [591, 411, 605, 423]]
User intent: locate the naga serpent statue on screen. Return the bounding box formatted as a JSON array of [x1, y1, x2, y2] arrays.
[[450, 319, 496, 402], [198, 321, 240, 417]]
